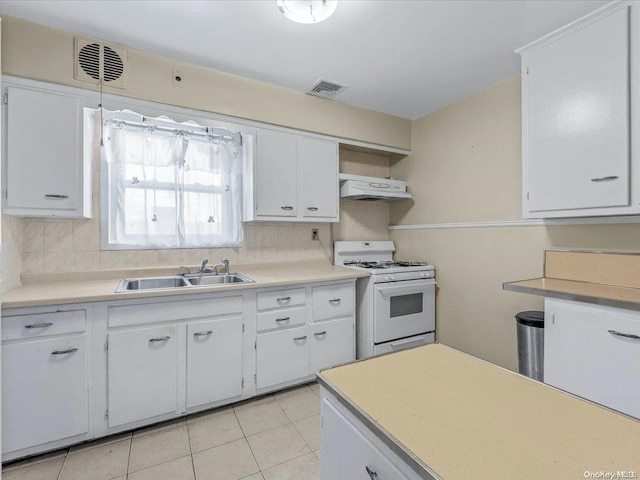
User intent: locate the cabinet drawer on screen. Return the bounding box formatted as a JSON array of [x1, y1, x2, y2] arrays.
[[2, 310, 87, 341], [108, 295, 242, 327], [312, 283, 354, 321], [257, 288, 305, 311], [257, 307, 306, 332]]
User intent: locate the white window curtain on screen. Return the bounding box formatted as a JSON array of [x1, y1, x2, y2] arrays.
[[102, 110, 243, 248]]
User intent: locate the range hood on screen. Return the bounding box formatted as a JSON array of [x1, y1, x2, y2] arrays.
[[339, 173, 411, 201]]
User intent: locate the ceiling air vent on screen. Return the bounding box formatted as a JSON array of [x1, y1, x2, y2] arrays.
[[306, 78, 348, 99], [74, 36, 128, 89]]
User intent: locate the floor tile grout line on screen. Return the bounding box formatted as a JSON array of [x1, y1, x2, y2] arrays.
[[126, 454, 193, 477], [125, 435, 133, 477], [184, 414, 197, 480], [259, 449, 317, 476], [239, 412, 264, 479], [54, 448, 69, 480]]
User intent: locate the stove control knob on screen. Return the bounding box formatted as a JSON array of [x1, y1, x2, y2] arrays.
[[383, 275, 390, 281], [390, 275, 396, 281]]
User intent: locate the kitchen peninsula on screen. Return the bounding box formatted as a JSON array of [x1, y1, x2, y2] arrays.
[[318, 344, 640, 480]]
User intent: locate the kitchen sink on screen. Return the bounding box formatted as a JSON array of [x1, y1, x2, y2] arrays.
[[115, 276, 190, 292], [115, 273, 254, 293], [186, 273, 254, 286]]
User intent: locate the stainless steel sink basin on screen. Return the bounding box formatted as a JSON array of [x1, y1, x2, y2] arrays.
[[186, 273, 254, 286], [115, 276, 190, 293], [115, 273, 254, 293]]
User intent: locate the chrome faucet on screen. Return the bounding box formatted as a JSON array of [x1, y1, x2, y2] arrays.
[[212, 259, 230, 275], [199, 259, 214, 274]]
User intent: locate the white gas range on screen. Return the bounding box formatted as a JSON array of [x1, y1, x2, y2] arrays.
[[334, 241, 436, 359]]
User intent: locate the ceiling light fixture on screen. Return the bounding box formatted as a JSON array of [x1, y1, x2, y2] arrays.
[[277, 0, 338, 24]]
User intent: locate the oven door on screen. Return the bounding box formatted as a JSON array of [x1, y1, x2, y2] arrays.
[[373, 279, 435, 344]]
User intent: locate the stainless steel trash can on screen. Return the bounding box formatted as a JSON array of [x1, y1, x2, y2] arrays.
[[515, 311, 544, 381]]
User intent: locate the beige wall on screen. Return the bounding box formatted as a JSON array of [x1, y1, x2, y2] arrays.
[[390, 75, 640, 371], [1, 148, 390, 291], [0, 16, 411, 150]]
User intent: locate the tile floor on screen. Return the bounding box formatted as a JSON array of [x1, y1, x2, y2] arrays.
[[3, 383, 322, 480]]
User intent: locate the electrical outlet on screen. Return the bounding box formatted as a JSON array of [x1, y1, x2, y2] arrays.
[[312, 229, 319, 241]]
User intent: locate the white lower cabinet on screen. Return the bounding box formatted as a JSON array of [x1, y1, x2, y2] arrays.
[[186, 317, 243, 409], [108, 325, 179, 428], [2, 334, 88, 453], [257, 325, 310, 389], [545, 299, 640, 419], [310, 317, 354, 373], [320, 392, 422, 480]]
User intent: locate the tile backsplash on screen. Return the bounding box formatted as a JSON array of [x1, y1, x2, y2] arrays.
[[1, 147, 391, 290]]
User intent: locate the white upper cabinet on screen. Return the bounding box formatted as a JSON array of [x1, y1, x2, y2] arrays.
[[2, 79, 92, 218], [245, 128, 339, 222], [519, 3, 638, 218], [299, 137, 339, 219], [254, 130, 298, 217]]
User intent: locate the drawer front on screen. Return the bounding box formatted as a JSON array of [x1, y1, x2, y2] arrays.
[[257, 288, 305, 311], [108, 295, 242, 327], [257, 306, 306, 332], [312, 283, 354, 321], [2, 310, 87, 341]]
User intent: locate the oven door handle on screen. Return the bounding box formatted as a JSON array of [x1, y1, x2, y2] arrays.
[[376, 280, 436, 296]]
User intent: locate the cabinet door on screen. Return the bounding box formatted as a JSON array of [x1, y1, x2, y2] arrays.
[[545, 300, 640, 419], [310, 317, 354, 373], [186, 317, 243, 409], [108, 325, 178, 427], [2, 335, 88, 453], [256, 325, 309, 389], [255, 129, 297, 217], [5, 86, 80, 212], [525, 7, 630, 213], [299, 137, 338, 219], [320, 398, 412, 480]]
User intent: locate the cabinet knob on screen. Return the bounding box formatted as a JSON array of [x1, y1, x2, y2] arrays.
[[591, 176, 619, 182], [51, 348, 78, 355], [44, 194, 70, 199], [365, 466, 378, 479], [608, 329, 640, 340], [281, 206, 294, 210]]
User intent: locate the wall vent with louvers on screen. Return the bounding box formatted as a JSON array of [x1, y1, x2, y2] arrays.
[[306, 78, 348, 99], [74, 37, 128, 89]]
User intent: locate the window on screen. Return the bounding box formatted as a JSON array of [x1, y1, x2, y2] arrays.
[[99, 109, 244, 249]]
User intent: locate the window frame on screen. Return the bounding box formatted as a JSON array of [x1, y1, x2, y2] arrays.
[[93, 100, 255, 251]]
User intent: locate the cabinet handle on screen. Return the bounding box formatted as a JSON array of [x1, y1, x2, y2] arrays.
[[275, 317, 290, 323], [314, 331, 327, 336], [25, 322, 54, 329], [51, 348, 78, 355], [277, 296, 291, 302], [293, 335, 308, 341], [281, 206, 294, 210], [365, 466, 378, 479], [329, 298, 341, 304], [591, 176, 619, 182], [44, 194, 70, 199], [608, 329, 640, 340], [307, 207, 318, 211], [194, 330, 213, 337], [149, 336, 171, 343]]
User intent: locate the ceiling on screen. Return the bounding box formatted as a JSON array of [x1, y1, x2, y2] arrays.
[[0, 0, 607, 119]]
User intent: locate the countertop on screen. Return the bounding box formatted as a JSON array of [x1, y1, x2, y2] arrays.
[[318, 344, 640, 480], [1, 261, 368, 310], [503, 277, 640, 311]]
